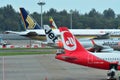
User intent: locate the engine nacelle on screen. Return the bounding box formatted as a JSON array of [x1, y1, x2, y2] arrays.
[[56, 40, 63, 48]]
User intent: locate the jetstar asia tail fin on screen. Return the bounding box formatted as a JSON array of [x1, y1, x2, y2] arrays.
[[44, 25, 58, 43], [19, 7, 42, 29], [43, 25, 63, 48]]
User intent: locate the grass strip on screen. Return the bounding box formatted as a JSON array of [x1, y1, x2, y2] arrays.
[[0, 48, 56, 56], [0, 52, 56, 56]]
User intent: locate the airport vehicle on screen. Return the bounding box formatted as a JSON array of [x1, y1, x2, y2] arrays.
[[55, 27, 120, 79], [0, 37, 8, 46]]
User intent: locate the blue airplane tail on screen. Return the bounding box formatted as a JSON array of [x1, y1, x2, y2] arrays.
[[19, 8, 42, 29]]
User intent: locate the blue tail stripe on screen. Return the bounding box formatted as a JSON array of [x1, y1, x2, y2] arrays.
[[20, 8, 42, 29], [20, 8, 28, 29]]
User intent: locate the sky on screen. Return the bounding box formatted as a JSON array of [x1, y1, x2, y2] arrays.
[[0, 0, 120, 14]]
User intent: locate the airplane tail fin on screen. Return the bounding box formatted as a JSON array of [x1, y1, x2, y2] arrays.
[[19, 7, 42, 29], [90, 39, 103, 52], [43, 25, 58, 43], [44, 25, 63, 48], [91, 39, 95, 45], [49, 17, 58, 29], [59, 27, 87, 53]]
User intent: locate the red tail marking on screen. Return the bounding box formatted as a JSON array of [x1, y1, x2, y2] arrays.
[[91, 39, 95, 45], [59, 27, 87, 53]]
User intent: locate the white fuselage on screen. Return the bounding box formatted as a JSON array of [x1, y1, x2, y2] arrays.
[[91, 52, 120, 65], [79, 38, 120, 50], [5, 29, 120, 36]]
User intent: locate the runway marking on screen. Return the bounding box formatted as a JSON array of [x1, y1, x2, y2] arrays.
[[2, 56, 5, 80]]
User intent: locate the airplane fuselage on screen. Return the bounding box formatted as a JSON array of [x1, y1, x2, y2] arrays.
[[5, 29, 120, 40], [56, 27, 120, 72], [79, 38, 120, 51], [56, 51, 120, 70]]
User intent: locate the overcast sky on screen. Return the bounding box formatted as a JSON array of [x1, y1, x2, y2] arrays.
[[0, 0, 120, 14]]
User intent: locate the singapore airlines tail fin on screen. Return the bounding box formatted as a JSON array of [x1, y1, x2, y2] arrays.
[[59, 27, 87, 53], [49, 17, 58, 29], [19, 7, 42, 29]]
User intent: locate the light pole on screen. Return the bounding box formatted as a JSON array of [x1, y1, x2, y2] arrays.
[[37, 0, 45, 27], [70, 10, 73, 29]]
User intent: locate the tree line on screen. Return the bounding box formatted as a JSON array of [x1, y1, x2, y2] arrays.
[[0, 5, 120, 32]]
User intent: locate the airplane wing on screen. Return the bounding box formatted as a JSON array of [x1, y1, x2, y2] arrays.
[[5, 30, 38, 36], [93, 33, 111, 39]]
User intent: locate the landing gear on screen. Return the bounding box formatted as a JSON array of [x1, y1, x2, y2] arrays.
[[107, 63, 118, 80], [56, 49, 64, 55], [107, 69, 116, 80]]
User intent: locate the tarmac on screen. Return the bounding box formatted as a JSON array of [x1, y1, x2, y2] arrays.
[[0, 54, 119, 80]]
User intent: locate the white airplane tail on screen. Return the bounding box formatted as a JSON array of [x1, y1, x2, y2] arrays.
[[43, 25, 58, 43]]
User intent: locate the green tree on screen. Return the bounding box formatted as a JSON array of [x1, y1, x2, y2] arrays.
[[103, 8, 115, 19]]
